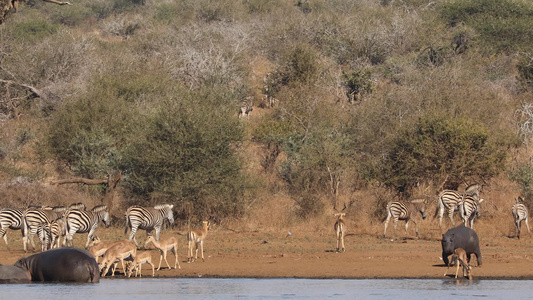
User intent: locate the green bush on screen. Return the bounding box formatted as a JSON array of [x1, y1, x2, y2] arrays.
[[439, 0, 533, 53], [50, 5, 92, 26], [376, 115, 508, 192], [9, 19, 58, 41], [119, 93, 246, 219]]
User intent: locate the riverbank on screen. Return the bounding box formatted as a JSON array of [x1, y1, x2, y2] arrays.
[[1, 228, 532, 279]]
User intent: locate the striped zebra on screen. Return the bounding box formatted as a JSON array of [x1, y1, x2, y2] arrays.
[[459, 195, 484, 229], [50, 219, 66, 248], [63, 205, 110, 248], [22, 206, 67, 252], [383, 199, 427, 239], [36, 222, 51, 252], [125, 204, 174, 247], [0, 207, 24, 249], [435, 184, 481, 231], [512, 197, 530, 239]]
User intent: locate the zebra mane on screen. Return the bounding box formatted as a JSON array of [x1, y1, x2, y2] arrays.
[[409, 199, 425, 204], [154, 204, 173, 210], [69, 203, 86, 210], [52, 206, 67, 212], [91, 205, 108, 213]]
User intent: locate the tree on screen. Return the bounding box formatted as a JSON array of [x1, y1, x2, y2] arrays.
[[377, 115, 507, 193]]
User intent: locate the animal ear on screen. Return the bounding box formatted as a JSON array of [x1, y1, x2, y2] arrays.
[[479, 199, 484, 203]]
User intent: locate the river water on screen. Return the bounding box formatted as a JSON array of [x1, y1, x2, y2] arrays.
[[1, 278, 532, 299]]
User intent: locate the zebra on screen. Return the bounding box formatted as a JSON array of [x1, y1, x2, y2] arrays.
[[50, 219, 66, 248], [383, 199, 427, 239], [36, 222, 51, 252], [435, 184, 481, 231], [459, 195, 484, 229], [63, 205, 110, 248], [0, 207, 24, 249], [512, 197, 530, 239], [22, 206, 67, 252], [125, 204, 174, 247]]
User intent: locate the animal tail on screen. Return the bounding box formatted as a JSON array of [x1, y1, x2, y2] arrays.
[[124, 216, 130, 235], [433, 195, 442, 219]]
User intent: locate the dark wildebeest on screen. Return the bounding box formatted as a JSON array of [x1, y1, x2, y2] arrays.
[[14, 247, 100, 282], [0, 265, 31, 283], [441, 225, 482, 267]]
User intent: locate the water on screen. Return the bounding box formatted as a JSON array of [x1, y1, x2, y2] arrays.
[[1, 278, 532, 299]]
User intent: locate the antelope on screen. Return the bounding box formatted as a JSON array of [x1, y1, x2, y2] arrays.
[[187, 221, 209, 262], [334, 203, 347, 253], [126, 251, 155, 277], [238, 103, 253, 119], [144, 235, 181, 270], [99, 240, 136, 277], [87, 237, 131, 263], [444, 248, 473, 280]]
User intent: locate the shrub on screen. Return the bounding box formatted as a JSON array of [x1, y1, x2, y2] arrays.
[[439, 0, 533, 53], [9, 19, 58, 41], [376, 115, 508, 192]]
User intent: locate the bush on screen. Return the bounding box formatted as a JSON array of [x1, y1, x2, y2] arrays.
[[376, 115, 508, 192], [9, 19, 58, 41], [119, 92, 246, 219], [439, 0, 533, 53]]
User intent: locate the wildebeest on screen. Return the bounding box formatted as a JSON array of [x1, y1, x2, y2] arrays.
[[14, 247, 100, 282]]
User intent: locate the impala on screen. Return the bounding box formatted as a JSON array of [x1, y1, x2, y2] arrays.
[[187, 221, 209, 262], [144, 235, 181, 270]]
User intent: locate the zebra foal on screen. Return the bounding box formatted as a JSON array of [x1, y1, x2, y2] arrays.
[[383, 199, 427, 239], [125, 204, 174, 247], [512, 197, 530, 239], [22, 206, 67, 252]]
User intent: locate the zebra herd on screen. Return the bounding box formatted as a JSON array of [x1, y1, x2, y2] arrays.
[[0, 203, 178, 253], [382, 184, 531, 240]]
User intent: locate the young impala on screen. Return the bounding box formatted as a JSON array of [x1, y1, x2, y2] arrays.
[[99, 240, 136, 277], [187, 221, 209, 262], [444, 248, 473, 280], [333, 204, 347, 253], [126, 251, 155, 277]]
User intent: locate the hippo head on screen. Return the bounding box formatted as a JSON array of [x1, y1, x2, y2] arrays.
[[13, 258, 28, 271], [441, 233, 455, 253]]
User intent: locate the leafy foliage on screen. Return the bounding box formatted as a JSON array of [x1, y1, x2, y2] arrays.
[[375, 115, 507, 192]]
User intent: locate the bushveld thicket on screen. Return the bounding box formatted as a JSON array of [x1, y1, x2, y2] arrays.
[[0, 0, 532, 227]]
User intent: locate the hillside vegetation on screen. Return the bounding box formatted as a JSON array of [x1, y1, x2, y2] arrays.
[[0, 0, 532, 235]]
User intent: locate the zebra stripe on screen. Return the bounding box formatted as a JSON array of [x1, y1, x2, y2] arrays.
[[64, 205, 110, 248], [125, 204, 174, 247], [459, 195, 483, 229], [22, 207, 67, 252], [0, 207, 24, 248], [512, 197, 530, 239], [383, 200, 427, 238]]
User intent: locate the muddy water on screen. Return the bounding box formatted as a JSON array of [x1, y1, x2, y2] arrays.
[[1, 278, 532, 299]]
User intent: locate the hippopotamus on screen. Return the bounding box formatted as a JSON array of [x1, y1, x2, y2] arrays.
[[441, 225, 482, 266], [14, 247, 100, 283], [0, 265, 31, 283]]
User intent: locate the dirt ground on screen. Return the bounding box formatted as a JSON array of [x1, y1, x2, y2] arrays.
[[1, 227, 533, 280]]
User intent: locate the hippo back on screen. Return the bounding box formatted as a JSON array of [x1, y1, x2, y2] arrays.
[[15, 247, 100, 283]]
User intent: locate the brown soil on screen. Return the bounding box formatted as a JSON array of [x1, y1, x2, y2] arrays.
[[2, 227, 533, 280]]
